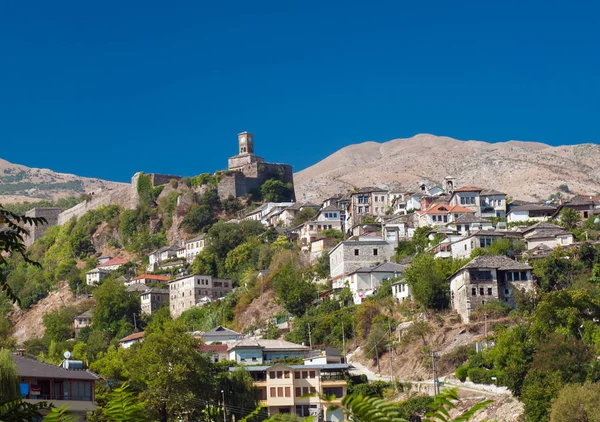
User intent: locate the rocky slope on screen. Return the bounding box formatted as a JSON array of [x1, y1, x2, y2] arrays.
[[0, 158, 127, 203], [294, 134, 600, 202]]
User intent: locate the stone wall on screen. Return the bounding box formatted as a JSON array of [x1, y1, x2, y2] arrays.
[[24, 208, 63, 247], [57, 186, 130, 225], [217, 171, 248, 199], [130, 172, 182, 210]]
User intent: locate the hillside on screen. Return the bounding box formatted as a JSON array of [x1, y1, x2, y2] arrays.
[[294, 134, 600, 202], [0, 158, 126, 203]]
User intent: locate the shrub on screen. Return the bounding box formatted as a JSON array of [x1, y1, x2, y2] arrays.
[[467, 367, 487, 384], [455, 365, 468, 382]]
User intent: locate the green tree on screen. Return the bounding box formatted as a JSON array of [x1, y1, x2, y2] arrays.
[[559, 207, 581, 230], [404, 254, 449, 310], [42, 307, 78, 343], [218, 369, 258, 422], [128, 319, 214, 421], [272, 263, 317, 317], [222, 195, 243, 215], [0, 349, 19, 402], [292, 208, 317, 226], [261, 179, 292, 202], [93, 278, 140, 339], [532, 247, 584, 292], [191, 250, 219, 276], [182, 204, 214, 234], [550, 383, 600, 422], [102, 382, 146, 422]]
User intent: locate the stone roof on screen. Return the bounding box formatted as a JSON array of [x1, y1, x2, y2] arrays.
[[86, 268, 110, 274], [480, 188, 506, 196], [452, 214, 492, 224], [74, 310, 93, 320], [201, 325, 241, 337], [320, 205, 339, 212], [525, 228, 572, 240], [461, 255, 532, 271], [126, 283, 151, 292], [186, 234, 206, 243], [565, 195, 600, 205], [233, 363, 350, 372], [349, 262, 407, 275], [141, 288, 169, 295], [12, 354, 99, 380], [509, 204, 557, 213]]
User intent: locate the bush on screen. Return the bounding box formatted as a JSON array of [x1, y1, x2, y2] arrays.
[[467, 367, 487, 384], [455, 365, 468, 382]]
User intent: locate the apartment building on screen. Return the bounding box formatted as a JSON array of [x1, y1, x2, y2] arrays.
[[168, 274, 233, 318], [237, 363, 349, 420]]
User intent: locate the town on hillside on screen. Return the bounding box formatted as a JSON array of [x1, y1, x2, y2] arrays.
[[2, 132, 600, 422]]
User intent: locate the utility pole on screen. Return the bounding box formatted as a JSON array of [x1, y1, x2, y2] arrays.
[[387, 318, 394, 390], [221, 390, 226, 422], [341, 321, 346, 363], [308, 324, 312, 350], [484, 313, 488, 339], [375, 340, 380, 374], [431, 348, 439, 396]]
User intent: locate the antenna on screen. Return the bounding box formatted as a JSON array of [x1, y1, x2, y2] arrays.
[[64, 351, 72, 359]]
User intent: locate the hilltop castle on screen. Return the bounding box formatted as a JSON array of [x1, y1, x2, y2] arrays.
[[23, 131, 295, 246]]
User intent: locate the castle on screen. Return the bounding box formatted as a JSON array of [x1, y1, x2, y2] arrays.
[[23, 132, 295, 246]]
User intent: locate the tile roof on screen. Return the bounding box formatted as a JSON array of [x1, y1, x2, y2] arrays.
[[200, 344, 229, 353], [418, 203, 476, 215], [131, 274, 171, 281], [126, 283, 150, 292], [119, 331, 145, 343], [461, 255, 532, 271], [97, 257, 129, 267], [509, 204, 557, 213], [454, 187, 483, 192], [452, 214, 492, 224], [12, 354, 99, 380], [480, 188, 506, 196]]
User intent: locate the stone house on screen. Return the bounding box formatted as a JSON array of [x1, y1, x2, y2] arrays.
[[521, 222, 574, 250], [348, 187, 389, 227], [329, 238, 395, 289], [273, 202, 320, 227], [183, 235, 206, 263], [449, 255, 533, 323], [73, 310, 93, 338], [446, 230, 521, 259], [382, 213, 418, 243], [559, 195, 600, 220], [309, 238, 339, 264], [295, 208, 343, 251], [507, 204, 557, 224], [140, 288, 169, 315], [479, 189, 508, 218], [448, 187, 483, 215], [85, 268, 110, 286], [168, 274, 233, 318], [147, 245, 181, 272]]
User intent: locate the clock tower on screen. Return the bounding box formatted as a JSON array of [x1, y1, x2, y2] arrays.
[[238, 131, 254, 155]]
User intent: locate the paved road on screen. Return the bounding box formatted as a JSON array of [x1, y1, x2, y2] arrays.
[[346, 348, 506, 397]]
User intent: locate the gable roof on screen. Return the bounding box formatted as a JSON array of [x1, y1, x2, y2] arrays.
[[230, 339, 309, 351], [12, 354, 99, 380], [126, 283, 151, 292], [199, 344, 229, 353], [131, 274, 171, 281], [74, 310, 93, 320], [201, 325, 241, 337], [98, 257, 129, 268], [418, 203, 476, 215], [454, 187, 483, 192], [451, 214, 492, 224], [186, 234, 206, 243], [460, 255, 532, 271], [349, 262, 407, 276], [508, 204, 557, 213], [86, 268, 111, 274], [119, 331, 145, 343], [480, 188, 506, 196]]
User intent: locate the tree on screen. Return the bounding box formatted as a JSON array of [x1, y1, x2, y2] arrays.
[[0, 205, 46, 304], [0, 349, 19, 402], [92, 278, 140, 339], [191, 250, 219, 276], [222, 195, 243, 215], [261, 179, 292, 202], [102, 383, 146, 422], [559, 207, 581, 230], [43, 307, 78, 343], [292, 208, 317, 226], [404, 254, 449, 310], [272, 263, 317, 317], [182, 204, 213, 234], [127, 319, 214, 421], [218, 369, 258, 422], [532, 247, 584, 292], [550, 383, 600, 422], [521, 370, 564, 422]]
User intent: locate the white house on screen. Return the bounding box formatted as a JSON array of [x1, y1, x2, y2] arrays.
[[125, 274, 171, 286], [479, 189, 508, 218], [184, 235, 206, 263], [119, 331, 144, 348], [343, 262, 407, 304], [85, 268, 110, 286], [243, 202, 295, 226], [382, 214, 417, 243], [446, 214, 494, 235], [195, 325, 243, 344], [97, 257, 129, 272], [507, 204, 558, 224], [392, 279, 411, 302], [147, 245, 181, 271], [416, 203, 476, 227], [521, 222, 575, 250], [228, 339, 309, 365]]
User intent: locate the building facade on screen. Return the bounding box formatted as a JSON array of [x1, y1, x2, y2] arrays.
[[140, 288, 169, 315], [168, 274, 233, 318], [329, 239, 396, 283]]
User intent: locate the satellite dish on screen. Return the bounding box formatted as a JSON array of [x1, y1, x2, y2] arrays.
[[64, 351, 72, 359], [595, 218, 600, 225]]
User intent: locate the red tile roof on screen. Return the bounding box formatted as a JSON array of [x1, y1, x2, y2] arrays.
[[98, 257, 129, 267], [119, 331, 144, 343], [131, 274, 171, 281], [418, 203, 476, 215], [199, 344, 229, 353]]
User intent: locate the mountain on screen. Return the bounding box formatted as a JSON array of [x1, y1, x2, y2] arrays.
[[0, 158, 127, 204], [294, 134, 600, 202]]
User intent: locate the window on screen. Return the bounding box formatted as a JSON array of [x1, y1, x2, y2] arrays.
[[303, 387, 309, 395], [270, 387, 276, 397], [375, 207, 379, 212], [284, 371, 290, 379], [460, 197, 465, 205], [302, 371, 308, 379], [470, 270, 493, 281], [375, 196, 378, 202], [309, 371, 315, 378], [479, 287, 484, 296], [505, 288, 510, 295], [285, 387, 291, 397], [296, 387, 302, 396], [373, 249, 378, 256], [520, 271, 528, 280], [277, 371, 283, 379], [365, 206, 369, 213], [295, 372, 300, 379], [278, 387, 284, 397], [354, 249, 360, 256], [358, 206, 363, 213], [472, 287, 477, 296], [310, 387, 316, 394], [488, 288, 493, 295]]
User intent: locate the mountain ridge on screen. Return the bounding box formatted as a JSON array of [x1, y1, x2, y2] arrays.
[[293, 133, 600, 202]]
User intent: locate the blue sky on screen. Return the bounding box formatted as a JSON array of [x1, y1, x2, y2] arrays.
[[1, 1, 599, 182]]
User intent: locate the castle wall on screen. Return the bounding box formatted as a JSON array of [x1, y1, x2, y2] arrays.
[[217, 172, 248, 199], [57, 186, 130, 225], [24, 208, 63, 247], [130, 172, 182, 210]]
